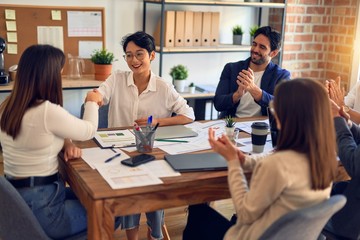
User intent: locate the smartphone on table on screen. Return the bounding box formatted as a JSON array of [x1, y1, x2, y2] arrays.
[[121, 153, 155, 167]]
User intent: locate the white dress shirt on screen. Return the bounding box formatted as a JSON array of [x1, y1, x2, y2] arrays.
[[345, 81, 360, 112], [97, 70, 195, 127]]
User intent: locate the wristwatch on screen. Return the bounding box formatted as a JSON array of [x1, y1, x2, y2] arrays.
[[343, 105, 350, 113]]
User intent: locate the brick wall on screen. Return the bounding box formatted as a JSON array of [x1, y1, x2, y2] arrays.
[[282, 0, 357, 89]]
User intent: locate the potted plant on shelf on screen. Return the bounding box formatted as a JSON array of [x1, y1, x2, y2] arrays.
[[170, 64, 188, 92], [249, 25, 260, 44], [224, 115, 236, 141], [232, 25, 244, 45], [90, 48, 115, 81]]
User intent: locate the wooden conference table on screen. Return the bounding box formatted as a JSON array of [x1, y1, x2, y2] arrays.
[[58, 117, 262, 240]]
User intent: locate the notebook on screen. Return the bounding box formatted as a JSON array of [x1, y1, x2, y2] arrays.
[[164, 152, 227, 172], [155, 125, 198, 140]]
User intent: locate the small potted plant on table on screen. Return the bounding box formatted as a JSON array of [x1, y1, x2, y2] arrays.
[[224, 115, 236, 141]]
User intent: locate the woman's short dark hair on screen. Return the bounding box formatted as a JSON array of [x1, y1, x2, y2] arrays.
[[0, 44, 65, 139], [121, 31, 155, 54], [254, 26, 282, 51]]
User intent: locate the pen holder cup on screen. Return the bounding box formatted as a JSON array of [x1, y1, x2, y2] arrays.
[[135, 128, 156, 153]]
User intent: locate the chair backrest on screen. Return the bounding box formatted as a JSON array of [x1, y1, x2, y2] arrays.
[[259, 195, 347, 240], [0, 176, 50, 240], [80, 103, 109, 128]]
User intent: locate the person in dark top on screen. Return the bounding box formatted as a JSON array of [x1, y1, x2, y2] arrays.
[[325, 88, 360, 239], [214, 26, 290, 118]]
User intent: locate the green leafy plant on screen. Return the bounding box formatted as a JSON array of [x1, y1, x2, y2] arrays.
[[224, 115, 235, 128], [188, 82, 195, 87], [232, 25, 244, 35], [249, 25, 260, 37], [90, 48, 115, 64], [170, 64, 189, 80]]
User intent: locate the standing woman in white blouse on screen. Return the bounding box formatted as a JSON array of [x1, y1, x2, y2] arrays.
[[0, 44, 117, 239]]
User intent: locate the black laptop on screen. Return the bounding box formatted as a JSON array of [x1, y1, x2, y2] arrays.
[[164, 152, 227, 172]]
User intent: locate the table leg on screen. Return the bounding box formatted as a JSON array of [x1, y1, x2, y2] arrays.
[[88, 200, 113, 240]]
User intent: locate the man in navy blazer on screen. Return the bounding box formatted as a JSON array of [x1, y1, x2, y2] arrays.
[[214, 26, 290, 118]]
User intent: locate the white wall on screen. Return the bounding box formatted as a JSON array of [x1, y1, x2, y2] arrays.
[[2, 0, 259, 116]]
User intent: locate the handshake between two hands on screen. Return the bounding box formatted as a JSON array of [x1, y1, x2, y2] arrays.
[[85, 89, 103, 106]]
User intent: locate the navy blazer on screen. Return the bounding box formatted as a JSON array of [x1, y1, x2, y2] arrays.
[[331, 117, 360, 239], [214, 58, 290, 118]]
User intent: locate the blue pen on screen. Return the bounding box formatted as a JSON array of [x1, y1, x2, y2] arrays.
[[104, 153, 121, 163], [147, 115, 152, 126]]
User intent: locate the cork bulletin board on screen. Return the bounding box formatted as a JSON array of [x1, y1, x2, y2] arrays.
[[0, 4, 106, 75]]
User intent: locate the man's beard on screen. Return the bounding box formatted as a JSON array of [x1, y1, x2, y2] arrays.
[[250, 52, 267, 65]]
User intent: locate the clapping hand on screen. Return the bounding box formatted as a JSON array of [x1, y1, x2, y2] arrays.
[[236, 68, 262, 101], [327, 76, 345, 107], [208, 128, 245, 164]]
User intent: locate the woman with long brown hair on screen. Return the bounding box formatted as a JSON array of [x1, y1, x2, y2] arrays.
[[0, 44, 105, 239], [184, 78, 338, 240]]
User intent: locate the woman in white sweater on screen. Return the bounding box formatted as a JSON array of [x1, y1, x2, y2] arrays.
[[183, 78, 338, 240], [0, 45, 109, 239]]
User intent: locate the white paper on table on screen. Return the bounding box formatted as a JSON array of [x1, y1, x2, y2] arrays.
[[96, 163, 163, 189], [140, 160, 181, 177], [159, 143, 211, 155], [82, 147, 129, 169], [157, 121, 225, 154], [235, 119, 269, 134], [120, 146, 137, 152]]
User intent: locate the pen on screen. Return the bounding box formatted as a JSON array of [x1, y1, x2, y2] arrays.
[[147, 115, 153, 130], [152, 122, 160, 132], [134, 123, 142, 132], [134, 123, 148, 145], [155, 139, 189, 143], [104, 153, 121, 163]]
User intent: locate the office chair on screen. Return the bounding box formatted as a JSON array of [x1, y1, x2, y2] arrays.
[[258, 195, 346, 240], [0, 176, 86, 240], [80, 103, 109, 128]]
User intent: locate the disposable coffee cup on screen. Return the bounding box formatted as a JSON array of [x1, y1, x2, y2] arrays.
[[134, 127, 156, 153], [251, 122, 269, 153]]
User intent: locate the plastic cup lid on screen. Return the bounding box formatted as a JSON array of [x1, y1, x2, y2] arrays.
[[251, 122, 269, 130]]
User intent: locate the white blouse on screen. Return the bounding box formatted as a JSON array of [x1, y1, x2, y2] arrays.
[[97, 70, 195, 127]]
